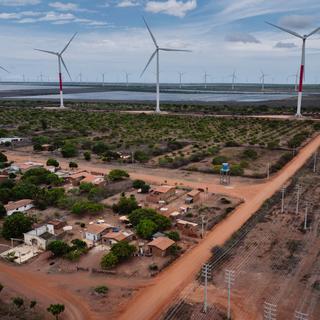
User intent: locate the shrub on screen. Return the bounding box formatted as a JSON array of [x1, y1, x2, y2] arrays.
[[94, 285, 109, 295], [230, 164, 244, 176], [84, 151, 91, 161], [212, 156, 228, 165], [0, 152, 8, 163], [112, 195, 138, 215], [69, 161, 78, 169], [148, 263, 158, 271], [46, 158, 59, 167], [71, 200, 104, 215], [241, 148, 258, 160], [165, 231, 180, 241], [107, 169, 129, 181], [2, 213, 33, 240], [132, 180, 146, 189], [47, 304, 65, 319], [47, 240, 71, 257], [100, 252, 118, 269], [110, 241, 136, 262], [61, 143, 78, 158]]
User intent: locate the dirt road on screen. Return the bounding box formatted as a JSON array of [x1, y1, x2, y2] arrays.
[[1, 134, 319, 320], [116, 134, 320, 320]]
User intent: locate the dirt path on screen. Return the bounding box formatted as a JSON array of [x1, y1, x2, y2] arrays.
[[116, 134, 320, 320], [1, 134, 319, 320]]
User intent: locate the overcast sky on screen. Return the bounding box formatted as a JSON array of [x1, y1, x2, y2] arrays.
[[0, 0, 320, 84]]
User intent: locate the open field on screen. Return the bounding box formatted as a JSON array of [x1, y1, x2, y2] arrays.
[[165, 162, 320, 320]]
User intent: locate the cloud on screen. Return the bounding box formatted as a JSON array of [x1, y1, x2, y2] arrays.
[[145, 0, 197, 18], [49, 2, 79, 11], [225, 32, 260, 44], [0, 0, 40, 5], [117, 0, 140, 8], [39, 11, 75, 22], [279, 15, 315, 30], [274, 41, 297, 49]]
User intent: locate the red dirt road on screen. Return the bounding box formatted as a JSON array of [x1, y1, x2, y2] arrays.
[[1, 134, 319, 320], [117, 134, 320, 320]]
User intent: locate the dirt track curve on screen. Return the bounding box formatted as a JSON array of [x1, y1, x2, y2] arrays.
[[0, 134, 319, 320]]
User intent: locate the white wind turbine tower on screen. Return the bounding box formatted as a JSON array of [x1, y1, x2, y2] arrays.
[[35, 33, 77, 108], [266, 22, 320, 117], [125, 72, 131, 87], [260, 70, 268, 91], [102, 73, 106, 86], [230, 70, 237, 90], [204, 72, 210, 89], [141, 17, 191, 113], [178, 72, 184, 89]]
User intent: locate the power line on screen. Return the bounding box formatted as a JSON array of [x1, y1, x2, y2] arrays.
[[225, 269, 235, 319]]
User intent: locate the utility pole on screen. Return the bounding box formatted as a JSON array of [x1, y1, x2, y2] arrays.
[[296, 184, 302, 215], [264, 301, 277, 320], [202, 264, 211, 313], [225, 269, 235, 320], [304, 202, 309, 231], [294, 311, 308, 320], [201, 215, 207, 239], [281, 186, 286, 213], [267, 162, 270, 179], [313, 151, 318, 173]]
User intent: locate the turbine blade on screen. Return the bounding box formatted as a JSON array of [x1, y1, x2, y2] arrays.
[[160, 48, 191, 52], [34, 48, 57, 55], [265, 21, 303, 39], [307, 27, 320, 37], [0, 66, 9, 73], [140, 50, 157, 78], [143, 17, 158, 47], [61, 57, 72, 81], [60, 32, 77, 55]]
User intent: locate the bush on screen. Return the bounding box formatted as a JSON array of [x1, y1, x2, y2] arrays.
[[270, 152, 294, 173], [0, 152, 8, 163], [94, 285, 109, 295], [112, 195, 138, 215], [230, 164, 244, 176], [165, 231, 180, 241], [47, 240, 71, 257], [72, 200, 104, 215], [61, 143, 78, 158], [84, 151, 91, 161], [2, 213, 33, 240], [69, 161, 78, 169], [46, 158, 59, 167], [212, 156, 228, 165], [133, 150, 149, 163], [110, 241, 136, 262], [0, 203, 6, 217], [101, 252, 118, 269], [241, 148, 258, 160], [132, 180, 146, 189], [136, 219, 157, 239], [287, 131, 310, 149], [107, 169, 129, 181], [149, 263, 158, 271]]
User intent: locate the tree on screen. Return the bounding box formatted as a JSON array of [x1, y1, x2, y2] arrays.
[[2, 213, 33, 240], [47, 240, 71, 257], [46, 158, 59, 167], [11, 182, 39, 200], [141, 184, 150, 194], [69, 161, 78, 169], [132, 180, 146, 189], [110, 241, 136, 262], [0, 188, 12, 204], [0, 203, 6, 217], [107, 169, 129, 182], [100, 252, 118, 269], [71, 200, 104, 215], [12, 297, 24, 309], [84, 151, 91, 161], [47, 304, 65, 320], [165, 231, 180, 241], [30, 300, 37, 309], [0, 152, 7, 163], [112, 195, 138, 215], [136, 219, 157, 239], [71, 239, 87, 250], [79, 182, 94, 193], [61, 143, 77, 158]]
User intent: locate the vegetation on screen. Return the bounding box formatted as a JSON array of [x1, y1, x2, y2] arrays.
[[94, 285, 109, 295], [2, 213, 33, 240], [112, 194, 139, 215], [107, 169, 129, 182], [71, 200, 104, 215], [47, 304, 65, 320], [46, 158, 59, 167], [47, 239, 88, 261]]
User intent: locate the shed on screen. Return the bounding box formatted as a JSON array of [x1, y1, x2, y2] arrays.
[[147, 237, 175, 257], [85, 223, 113, 242], [5, 199, 34, 216]]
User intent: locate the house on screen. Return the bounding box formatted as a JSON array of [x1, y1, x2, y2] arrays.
[[0, 137, 22, 145], [15, 161, 44, 173], [67, 171, 89, 186], [81, 174, 105, 187], [67, 171, 105, 187], [4, 199, 34, 216], [41, 144, 53, 151], [47, 219, 67, 232], [24, 224, 56, 250], [102, 230, 135, 245], [176, 219, 198, 237], [146, 185, 176, 203], [85, 223, 113, 242], [185, 190, 201, 204], [169, 211, 181, 220], [147, 237, 175, 257]]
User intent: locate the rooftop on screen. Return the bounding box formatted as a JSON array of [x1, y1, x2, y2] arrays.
[[187, 190, 201, 197], [103, 231, 134, 242], [5, 199, 33, 212], [148, 236, 175, 251], [152, 185, 175, 194], [86, 223, 112, 235]]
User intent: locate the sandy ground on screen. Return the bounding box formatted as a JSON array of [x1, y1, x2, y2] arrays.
[[0, 134, 319, 320]]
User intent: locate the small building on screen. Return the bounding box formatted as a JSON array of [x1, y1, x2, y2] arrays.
[[47, 219, 67, 231], [24, 224, 56, 250], [169, 211, 181, 220], [81, 174, 105, 187], [102, 230, 135, 245], [176, 219, 198, 237], [85, 223, 113, 243], [41, 144, 53, 151], [67, 171, 89, 186], [16, 161, 44, 173], [0, 137, 23, 145], [146, 185, 176, 203], [147, 237, 175, 257], [4, 199, 34, 216], [185, 190, 201, 204]]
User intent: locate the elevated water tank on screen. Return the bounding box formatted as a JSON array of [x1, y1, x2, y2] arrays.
[[221, 163, 230, 172]]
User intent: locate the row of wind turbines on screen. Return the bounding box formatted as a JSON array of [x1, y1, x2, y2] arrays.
[[0, 18, 319, 116]]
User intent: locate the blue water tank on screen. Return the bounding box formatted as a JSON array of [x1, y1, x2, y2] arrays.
[[221, 163, 230, 172]]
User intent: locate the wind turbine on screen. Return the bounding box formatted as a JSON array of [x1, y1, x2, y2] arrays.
[[230, 70, 237, 90], [178, 72, 184, 89], [287, 71, 299, 91], [260, 70, 268, 92], [35, 32, 77, 108], [266, 22, 320, 117], [204, 72, 210, 89], [140, 17, 191, 113], [0, 66, 9, 74], [102, 73, 106, 86], [125, 72, 130, 87]]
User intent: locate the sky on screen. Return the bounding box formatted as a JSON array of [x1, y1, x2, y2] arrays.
[[0, 0, 320, 84]]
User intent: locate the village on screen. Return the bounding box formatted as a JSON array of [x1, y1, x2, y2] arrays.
[[0, 149, 240, 278]]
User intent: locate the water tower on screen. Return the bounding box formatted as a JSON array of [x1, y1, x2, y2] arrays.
[[220, 163, 230, 185]]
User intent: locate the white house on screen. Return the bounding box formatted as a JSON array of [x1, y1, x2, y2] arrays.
[[4, 199, 34, 216], [0, 137, 23, 145], [24, 224, 56, 250], [85, 223, 113, 243]]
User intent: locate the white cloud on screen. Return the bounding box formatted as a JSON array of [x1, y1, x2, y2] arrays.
[[279, 15, 315, 30], [274, 41, 297, 49], [49, 2, 79, 11], [145, 0, 197, 18], [39, 11, 75, 22], [0, 0, 40, 5], [225, 33, 260, 44], [117, 0, 139, 8]]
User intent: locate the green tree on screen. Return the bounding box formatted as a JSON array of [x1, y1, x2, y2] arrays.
[[12, 297, 24, 309], [165, 231, 180, 241], [100, 252, 118, 269], [132, 180, 146, 189], [107, 169, 129, 182], [11, 182, 39, 200], [47, 304, 65, 320], [46, 158, 59, 167], [84, 151, 91, 161], [79, 182, 94, 193], [0, 152, 8, 163], [47, 240, 71, 257], [136, 219, 157, 239], [0, 188, 12, 204], [2, 213, 33, 240], [0, 202, 6, 217], [110, 241, 136, 262], [30, 300, 37, 309], [71, 239, 87, 250], [69, 161, 78, 169], [61, 143, 78, 158], [71, 200, 104, 215], [112, 195, 138, 215]]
